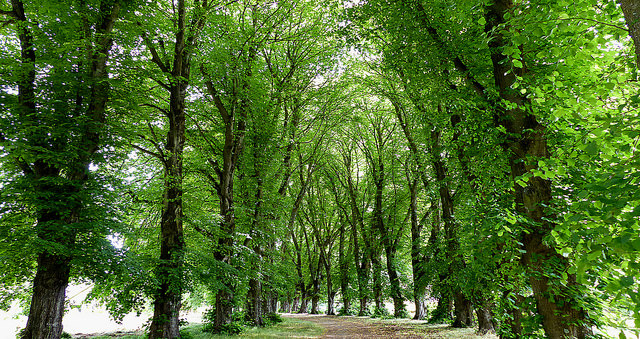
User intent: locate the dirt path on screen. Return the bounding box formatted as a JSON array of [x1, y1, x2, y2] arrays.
[[285, 314, 498, 339], [284, 314, 441, 338]]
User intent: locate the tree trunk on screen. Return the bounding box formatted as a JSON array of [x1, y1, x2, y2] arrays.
[[430, 126, 470, 328], [310, 285, 320, 315], [485, 2, 590, 338], [620, 0, 640, 68], [371, 253, 384, 313], [338, 216, 351, 315], [408, 179, 428, 320], [413, 293, 427, 320], [298, 293, 309, 314], [359, 297, 369, 316], [327, 292, 336, 316], [148, 49, 187, 339], [325, 258, 336, 315], [346, 168, 370, 316], [279, 297, 291, 313], [451, 292, 473, 328], [149, 115, 186, 338], [246, 278, 263, 326], [430, 294, 452, 323], [476, 306, 496, 335], [214, 289, 234, 328], [22, 253, 71, 339]]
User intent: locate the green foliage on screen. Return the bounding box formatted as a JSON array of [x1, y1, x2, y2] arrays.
[[263, 312, 284, 326], [371, 306, 389, 318]]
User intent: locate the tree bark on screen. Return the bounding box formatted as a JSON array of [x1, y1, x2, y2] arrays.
[[338, 215, 352, 315], [246, 278, 263, 326], [485, 1, 590, 338], [475, 305, 496, 335], [620, 0, 640, 68], [147, 1, 196, 336], [371, 252, 384, 313], [430, 126, 472, 328], [22, 253, 71, 339], [408, 179, 428, 320], [345, 158, 371, 316]]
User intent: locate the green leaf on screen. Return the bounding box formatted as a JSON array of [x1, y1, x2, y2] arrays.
[[478, 17, 486, 26], [512, 59, 523, 68]]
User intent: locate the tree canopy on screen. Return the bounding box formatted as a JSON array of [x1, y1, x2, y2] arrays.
[[1, 0, 639, 338]]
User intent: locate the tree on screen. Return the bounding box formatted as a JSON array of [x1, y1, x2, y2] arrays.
[[0, 1, 126, 337], [134, 0, 211, 336]]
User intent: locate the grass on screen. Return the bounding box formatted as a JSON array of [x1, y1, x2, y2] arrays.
[[77, 317, 323, 339]]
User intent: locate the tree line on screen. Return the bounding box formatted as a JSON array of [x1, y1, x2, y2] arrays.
[[0, 0, 639, 338]]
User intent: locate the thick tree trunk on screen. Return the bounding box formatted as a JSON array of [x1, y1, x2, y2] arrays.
[[485, 2, 590, 338], [430, 294, 452, 323], [358, 297, 369, 316], [149, 113, 186, 337], [451, 292, 473, 328], [246, 278, 263, 326], [413, 293, 427, 320], [148, 56, 187, 339], [22, 253, 71, 339], [325, 258, 336, 315], [505, 293, 524, 337], [310, 286, 320, 315], [385, 247, 405, 317], [475, 306, 496, 335], [214, 289, 234, 328], [298, 293, 309, 313]]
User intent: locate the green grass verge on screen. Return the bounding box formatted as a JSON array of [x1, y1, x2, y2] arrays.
[[80, 317, 323, 339]]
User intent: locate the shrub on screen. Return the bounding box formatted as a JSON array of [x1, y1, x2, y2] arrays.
[[338, 307, 354, 316], [263, 312, 283, 326], [201, 308, 247, 335], [372, 306, 389, 318]]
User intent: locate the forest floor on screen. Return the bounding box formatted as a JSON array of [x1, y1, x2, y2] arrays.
[[287, 314, 498, 338]]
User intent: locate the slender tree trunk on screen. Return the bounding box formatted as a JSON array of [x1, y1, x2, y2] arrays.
[[338, 217, 351, 315], [409, 179, 428, 320], [430, 127, 472, 328], [371, 252, 384, 313], [346, 170, 370, 316], [148, 19, 190, 336], [324, 255, 336, 315], [485, 2, 590, 338], [148, 72, 187, 339], [279, 297, 291, 313]]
